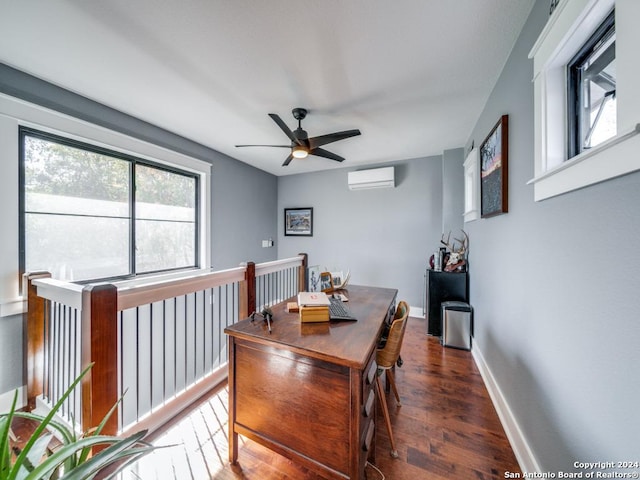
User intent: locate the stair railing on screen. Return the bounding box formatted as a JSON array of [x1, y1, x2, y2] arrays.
[[24, 254, 307, 436]]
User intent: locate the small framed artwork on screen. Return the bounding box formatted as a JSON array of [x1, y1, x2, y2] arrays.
[[319, 271, 333, 292], [308, 265, 321, 292], [330, 270, 350, 289], [284, 207, 313, 236], [480, 115, 508, 218]]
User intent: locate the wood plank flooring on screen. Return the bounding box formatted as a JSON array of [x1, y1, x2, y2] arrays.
[[10, 316, 521, 479]]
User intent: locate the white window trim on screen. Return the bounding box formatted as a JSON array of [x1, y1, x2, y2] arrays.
[[463, 147, 480, 222], [0, 93, 211, 317], [526, 0, 640, 201]]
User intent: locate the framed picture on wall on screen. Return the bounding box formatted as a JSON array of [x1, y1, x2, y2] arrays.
[[480, 115, 509, 218], [284, 207, 313, 236]]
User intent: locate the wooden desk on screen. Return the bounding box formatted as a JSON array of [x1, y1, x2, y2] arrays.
[[225, 285, 397, 480]]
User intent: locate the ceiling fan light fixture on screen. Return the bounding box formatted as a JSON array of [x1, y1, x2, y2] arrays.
[[292, 145, 308, 159], [236, 109, 360, 166]]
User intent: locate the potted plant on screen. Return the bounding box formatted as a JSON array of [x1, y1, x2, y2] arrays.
[[0, 364, 157, 480]]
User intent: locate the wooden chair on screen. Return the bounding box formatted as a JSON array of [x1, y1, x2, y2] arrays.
[[375, 301, 409, 458]]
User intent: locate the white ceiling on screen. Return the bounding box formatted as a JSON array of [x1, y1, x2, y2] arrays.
[[0, 1, 534, 176]]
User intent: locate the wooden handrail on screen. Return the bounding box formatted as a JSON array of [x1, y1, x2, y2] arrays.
[[254, 255, 305, 277], [116, 267, 246, 311], [30, 277, 84, 309]]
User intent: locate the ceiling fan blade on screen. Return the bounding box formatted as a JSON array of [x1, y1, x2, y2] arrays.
[[268, 113, 302, 145], [235, 144, 291, 148], [310, 147, 345, 162], [308, 129, 361, 149], [282, 153, 294, 167]]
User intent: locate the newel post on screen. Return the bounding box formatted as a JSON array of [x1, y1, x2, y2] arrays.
[[81, 284, 118, 436], [239, 262, 256, 320], [24, 271, 52, 411], [298, 253, 308, 293]]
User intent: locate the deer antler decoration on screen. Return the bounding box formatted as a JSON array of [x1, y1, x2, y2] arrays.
[[440, 230, 469, 272], [453, 230, 469, 256], [440, 232, 453, 251]]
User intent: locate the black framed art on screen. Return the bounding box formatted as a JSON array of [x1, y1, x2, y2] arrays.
[[284, 207, 313, 236]]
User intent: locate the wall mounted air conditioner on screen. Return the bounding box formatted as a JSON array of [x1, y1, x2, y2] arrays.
[[347, 166, 395, 190]]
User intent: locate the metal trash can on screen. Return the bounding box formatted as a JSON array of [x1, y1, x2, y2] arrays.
[[441, 301, 472, 350]]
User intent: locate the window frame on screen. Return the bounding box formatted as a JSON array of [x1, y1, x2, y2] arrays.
[[527, 0, 640, 202], [0, 92, 211, 318], [463, 147, 480, 223], [19, 126, 201, 284], [567, 10, 616, 159]]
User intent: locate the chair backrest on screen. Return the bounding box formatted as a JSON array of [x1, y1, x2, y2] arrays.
[[377, 302, 409, 369], [393, 300, 409, 321]]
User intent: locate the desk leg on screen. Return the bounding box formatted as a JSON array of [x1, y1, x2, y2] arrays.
[[228, 337, 238, 464], [229, 431, 238, 465]]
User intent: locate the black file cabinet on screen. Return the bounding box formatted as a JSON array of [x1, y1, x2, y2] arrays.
[[425, 270, 468, 337]]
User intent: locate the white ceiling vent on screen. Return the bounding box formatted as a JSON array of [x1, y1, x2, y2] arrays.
[[348, 166, 395, 190]]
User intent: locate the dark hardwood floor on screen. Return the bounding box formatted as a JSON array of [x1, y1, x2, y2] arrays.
[[10, 316, 521, 479], [370, 316, 521, 480]]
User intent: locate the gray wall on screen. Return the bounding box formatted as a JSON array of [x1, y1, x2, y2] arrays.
[[0, 314, 23, 396], [442, 148, 465, 235], [277, 157, 444, 308], [0, 64, 278, 395], [466, 0, 640, 470], [209, 156, 278, 269]]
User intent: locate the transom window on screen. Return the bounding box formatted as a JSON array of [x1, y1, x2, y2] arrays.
[[19, 127, 199, 282], [567, 10, 616, 159], [525, 0, 640, 202]]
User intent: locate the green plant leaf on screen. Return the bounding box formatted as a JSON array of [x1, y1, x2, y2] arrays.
[[49, 431, 149, 480], [0, 417, 11, 475], [8, 413, 74, 447], [4, 412, 86, 479], [0, 420, 8, 477], [8, 363, 93, 480], [21, 435, 123, 480], [76, 390, 126, 466], [1, 364, 157, 480], [0, 391, 18, 477], [22, 432, 53, 477], [95, 446, 157, 480]]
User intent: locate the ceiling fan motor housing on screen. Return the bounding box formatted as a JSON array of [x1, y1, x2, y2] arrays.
[[292, 107, 308, 121], [294, 127, 308, 143]]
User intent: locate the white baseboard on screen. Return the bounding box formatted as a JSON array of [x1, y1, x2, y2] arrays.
[[409, 305, 425, 318], [0, 385, 26, 412], [472, 344, 540, 473]]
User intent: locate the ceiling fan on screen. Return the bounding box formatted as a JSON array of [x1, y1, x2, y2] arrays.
[[235, 108, 361, 166]]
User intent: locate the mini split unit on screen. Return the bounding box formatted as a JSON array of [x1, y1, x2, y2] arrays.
[[347, 166, 395, 190]]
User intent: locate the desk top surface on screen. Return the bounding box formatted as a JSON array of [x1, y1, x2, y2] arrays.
[[225, 284, 397, 369]]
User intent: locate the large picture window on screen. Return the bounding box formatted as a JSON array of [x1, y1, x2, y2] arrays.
[[19, 128, 199, 282]]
